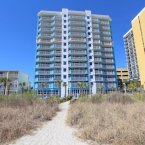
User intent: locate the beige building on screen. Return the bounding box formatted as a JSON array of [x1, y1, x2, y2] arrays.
[[124, 7, 145, 89], [117, 68, 129, 82]]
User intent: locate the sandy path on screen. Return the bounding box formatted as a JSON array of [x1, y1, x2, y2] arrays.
[[9, 102, 89, 145]]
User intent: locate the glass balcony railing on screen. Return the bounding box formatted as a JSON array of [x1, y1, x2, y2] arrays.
[[69, 44, 86, 48], [69, 27, 86, 31], [70, 77, 88, 81], [69, 50, 87, 55], [69, 38, 86, 42], [69, 21, 86, 26], [69, 63, 87, 67], [70, 70, 88, 74], [69, 32, 86, 37]]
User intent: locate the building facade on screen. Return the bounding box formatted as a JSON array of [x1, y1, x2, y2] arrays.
[[0, 70, 29, 94], [117, 68, 129, 83], [123, 29, 140, 81], [35, 9, 118, 97], [124, 7, 145, 89]]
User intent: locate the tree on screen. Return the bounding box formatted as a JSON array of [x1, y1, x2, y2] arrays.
[[111, 85, 115, 92], [0, 78, 11, 95], [40, 83, 47, 98], [77, 82, 85, 97], [127, 81, 141, 93], [63, 82, 67, 98], [19, 82, 26, 97], [57, 80, 62, 97], [118, 79, 123, 91], [97, 85, 104, 94]]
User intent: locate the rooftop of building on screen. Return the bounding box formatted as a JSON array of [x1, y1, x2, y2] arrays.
[[38, 9, 111, 20]]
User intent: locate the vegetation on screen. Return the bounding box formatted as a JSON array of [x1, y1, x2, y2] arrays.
[[67, 93, 145, 145], [57, 80, 62, 97], [0, 93, 59, 144]]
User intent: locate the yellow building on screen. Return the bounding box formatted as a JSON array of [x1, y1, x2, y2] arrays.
[[131, 8, 145, 89], [117, 68, 129, 83]]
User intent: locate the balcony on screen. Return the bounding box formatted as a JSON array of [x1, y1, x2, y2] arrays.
[[69, 50, 87, 55], [93, 35, 100, 39], [95, 71, 103, 75], [93, 41, 102, 45], [36, 57, 61, 62], [70, 77, 88, 81], [94, 64, 103, 68], [69, 63, 87, 68], [70, 70, 88, 74], [95, 78, 104, 81], [94, 52, 102, 56], [92, 19, 100, 23], [51, 27, 62, 32], [69, 32, 86, 37], [37, 39, 51, 44], [105, 78, 116, 82], [38, 28, 51, 33], [0, 74, 18, 78], [51, 22, 61, 27], [102, 54, 113, 58], [93, 46, 101, 50], [69, 21, 86, 26], [69, 44, 86, 49], [69, 38, 86, 43], [69, 15, 85, 20], [101, 26, 110, 31], [94, 58, 102, 62], [69, 27, 86, 32], [103, 48, 113, 52], [102, 32, 111, 36], [70, 57, 87, 61], [103, 42, 113, 47], [37, 33, 51, 38]]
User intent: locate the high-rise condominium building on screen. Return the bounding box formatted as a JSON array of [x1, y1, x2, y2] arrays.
[[124, 7, 145, 89], [123, 29, 140, 81], [35, 9, 117, 97], [0, 70, 29, 94]]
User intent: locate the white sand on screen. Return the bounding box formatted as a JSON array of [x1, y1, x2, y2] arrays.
[[9, 102, 89, 145]]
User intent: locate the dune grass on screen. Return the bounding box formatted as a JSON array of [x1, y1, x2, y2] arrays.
[[67, 93, 145, 145], [0, 93, 59, 144]]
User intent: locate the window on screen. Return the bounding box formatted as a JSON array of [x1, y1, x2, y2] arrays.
[[63, 68, 66, 72], [64, 25, 67, 28], [89, 50, 92, 53], [64, 37, 66, 40], [88, 22, 90, 24], [63, 75, 66, 79], [64, 31, 66, 34], [88, 32, 91, 35], [64, 14, 67, 17], [90, 62, 92, 65], [90, 75, 93, 79], [88, 38, 91, 41], [88, 27, 90, 30], [90, 69, 93, 72], [63, 61, 66, 65], [89, 56, 92, 59], [89, 44, 91, 47], [64, 49, 66, 52], [63, 55, 66, 58], [91, 82, 93, 85], [64, 43, 66, 46], [87, 16, 90, 19], [64, 20, 67, 23]]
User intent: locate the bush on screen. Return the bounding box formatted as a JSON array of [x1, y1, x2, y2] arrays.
[[67, 93, 145, 145], [0, 93, 59, 144]]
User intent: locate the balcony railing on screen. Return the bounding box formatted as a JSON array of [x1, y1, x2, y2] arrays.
[[70, 70, 88, 74], [69, 38, 86, 42], [70, 77, 88, 81], [69, 27, 86, 31], [69, 21, 86, 26], [70, 50, 87, 55], [69, 32, 86, 37], [69, 63, 87, 67]]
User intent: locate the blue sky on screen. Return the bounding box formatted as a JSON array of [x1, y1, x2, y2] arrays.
[[0, 0, 145, 83]]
